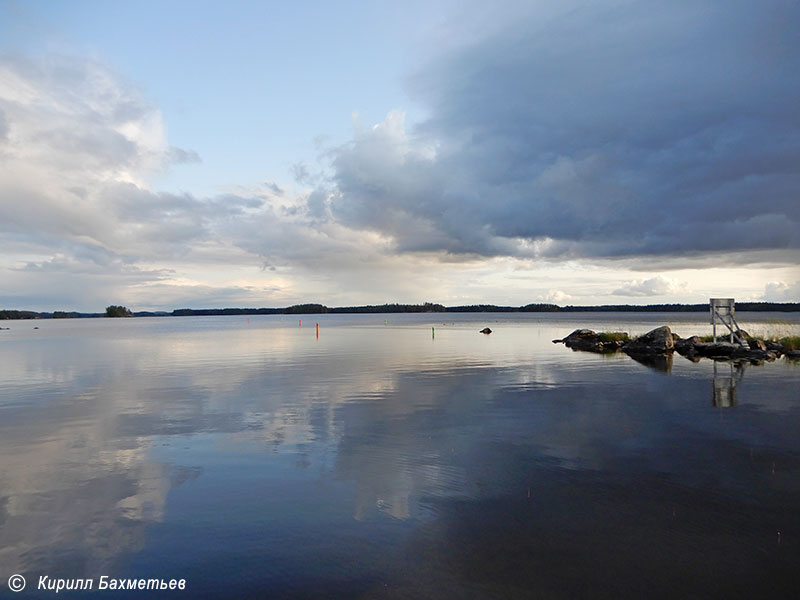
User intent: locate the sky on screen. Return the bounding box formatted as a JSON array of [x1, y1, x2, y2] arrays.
[[0, 0, 798, 311]]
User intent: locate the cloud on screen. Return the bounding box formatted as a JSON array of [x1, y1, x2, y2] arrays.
[[541, 289, 572, 304], [1, 251, 173, 310], [0, 54, 453, 310], [0, 55, 279, 308], [264, 181, 284, 196], [0, 55, 166, 247], [166, 146, 201, 164], [3, 5, 799, 311], [613, 275, 689, 297], [764, 281, 800, 302], [322, 1, 800, 263], [0, 108, 7, 141]]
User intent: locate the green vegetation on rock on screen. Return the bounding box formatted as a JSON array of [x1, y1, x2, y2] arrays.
[[779, 336, 800, 351], [596, 332, 630, 342]]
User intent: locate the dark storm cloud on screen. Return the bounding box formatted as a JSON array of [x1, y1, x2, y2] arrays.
[[326, 0, 800, 261]]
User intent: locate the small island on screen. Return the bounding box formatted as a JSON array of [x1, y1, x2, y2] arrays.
[[105, 305, 133, 318]]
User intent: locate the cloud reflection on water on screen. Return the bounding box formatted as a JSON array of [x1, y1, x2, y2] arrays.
[[0, 316, 799, 595]]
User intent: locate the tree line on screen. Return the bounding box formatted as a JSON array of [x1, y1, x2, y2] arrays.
[[2, 301, 799, 320]]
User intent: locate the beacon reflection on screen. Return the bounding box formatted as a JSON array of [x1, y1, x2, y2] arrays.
[[711, 361, 745, 408]]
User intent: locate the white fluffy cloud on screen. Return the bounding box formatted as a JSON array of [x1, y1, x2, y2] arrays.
[[0, 56, 192, 254], [0, 58, 269, 307], [0, 62, 500, 311], [0, 55, 410, 309], [542, 289, 573, 304], [764, 281, 800, 302], [612, 276, 689, 298]]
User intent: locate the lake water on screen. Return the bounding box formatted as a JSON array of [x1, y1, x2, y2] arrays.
[[1, 313, 800, 599]]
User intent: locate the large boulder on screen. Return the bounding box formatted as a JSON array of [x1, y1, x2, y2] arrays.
[[675, 335, 702, 357], [623, 326, 675, 355]]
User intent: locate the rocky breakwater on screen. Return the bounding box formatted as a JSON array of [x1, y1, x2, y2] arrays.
[[675, 336, 793, 362], [555, 326, 799, 365]]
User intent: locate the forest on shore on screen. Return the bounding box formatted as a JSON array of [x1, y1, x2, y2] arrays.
[[2, 301, 799, 320]]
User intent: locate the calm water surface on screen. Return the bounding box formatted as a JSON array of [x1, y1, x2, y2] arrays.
[[1, 313, 800, 598]]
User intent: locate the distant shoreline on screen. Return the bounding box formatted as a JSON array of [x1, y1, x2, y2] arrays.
[[2, 302, 799, 320]]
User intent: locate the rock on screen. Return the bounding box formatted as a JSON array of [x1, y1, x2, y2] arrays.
[[765, 341, 784, 357], [693, 342, 738, 357], [685, 339, 784, 363], [480, 328, 492, 334], [554, 324, 797, 365], [622, 326, 674, 355], [562, 329, 597, 341], [560, 329, 596, 349], [558, 329, 628, 353], [675, 336, 702, 356], [733, 347, 769, 361]]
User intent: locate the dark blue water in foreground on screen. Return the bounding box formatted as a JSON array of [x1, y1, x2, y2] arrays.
[[1, 313, 799, 598]]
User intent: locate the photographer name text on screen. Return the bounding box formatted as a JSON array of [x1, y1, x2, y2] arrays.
[[35, 575, 186, 593]]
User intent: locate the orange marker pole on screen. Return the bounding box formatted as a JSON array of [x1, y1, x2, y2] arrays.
[[299, 319, 302, 327], [316, 322, 319, 338]]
